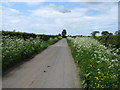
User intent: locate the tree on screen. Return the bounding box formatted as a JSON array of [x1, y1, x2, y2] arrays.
[[109, 33, 113, 35], [62, 29, 67, 38], [91, 31, 100, 38], [115, 30, 120, 35], [101, 31, 109, 36], [58, 33, 61, 36]]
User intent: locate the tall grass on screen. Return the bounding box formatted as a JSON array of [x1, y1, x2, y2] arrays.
[[2, 35, 60, 72], [67, 37, 119, 88]]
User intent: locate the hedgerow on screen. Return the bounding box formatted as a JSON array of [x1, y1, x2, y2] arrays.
[[96, 35, 120, 49], [1, 31, 61, 72], [1, 31, 60, 41]]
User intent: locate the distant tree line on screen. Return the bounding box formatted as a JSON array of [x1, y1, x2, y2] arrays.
[[1, 31, 60, 41], [91, 30, 120, 37], [58, 29, 120, 38], [91, 30, 120, 49]]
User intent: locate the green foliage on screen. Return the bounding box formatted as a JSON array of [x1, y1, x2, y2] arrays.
[[91, 31, 100, 38], [101, 31, 110, 36], [115, 30, 120, 35], [2, 31, 60, 41], [109, 33, 113, 35], [96, 35, 120, 49], [67, 37, 119, 89], [2, 31, 61, 72], [62, 29, 67, 38]]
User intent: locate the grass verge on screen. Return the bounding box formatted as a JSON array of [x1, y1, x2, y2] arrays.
[[67, 37, 119, 89]]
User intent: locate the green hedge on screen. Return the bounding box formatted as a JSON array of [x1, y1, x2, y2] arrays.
[[2, 31, 61, 72], [1, 31, 60, 41], [96, 35, 120, 49]]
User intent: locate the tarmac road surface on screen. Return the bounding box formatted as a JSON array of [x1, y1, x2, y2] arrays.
[[3, 38, 81, 88]]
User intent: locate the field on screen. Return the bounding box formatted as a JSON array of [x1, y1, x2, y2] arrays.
[[67, 37, 119, 88], [1, 31, 61, 72]]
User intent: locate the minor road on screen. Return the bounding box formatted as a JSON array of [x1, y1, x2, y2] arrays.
[[3, 39, 81, 88]]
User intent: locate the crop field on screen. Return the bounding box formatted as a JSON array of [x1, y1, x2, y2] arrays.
[[67, 37, 119, 88], [1, 31, 61, 72]]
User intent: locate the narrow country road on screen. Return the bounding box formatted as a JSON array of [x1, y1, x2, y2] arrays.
[[3, 39, 81, 88]]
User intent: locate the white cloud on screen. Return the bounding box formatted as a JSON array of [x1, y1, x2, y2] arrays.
[[25, 2, 42, 6], [29, 6, 87, 19], [1, 2, 118, 35]]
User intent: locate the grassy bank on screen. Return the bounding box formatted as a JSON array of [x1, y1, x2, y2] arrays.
[[2, 31, 61, 72], [67, 37, 119, 89]]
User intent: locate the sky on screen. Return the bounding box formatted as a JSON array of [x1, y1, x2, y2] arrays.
[[0, 0, 119, 36]]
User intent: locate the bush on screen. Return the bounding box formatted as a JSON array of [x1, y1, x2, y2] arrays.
[[1, 31, 60, 41], [96, 35, 120, 49]]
